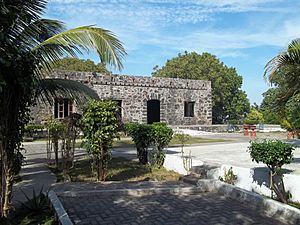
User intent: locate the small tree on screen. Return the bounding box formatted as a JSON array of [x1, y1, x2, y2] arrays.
[[248, 140, 295, 203], [81, 100, 119, 181], [173, 132, 191, 155], [61, 113, 82, 174], [125, 123, 152, 164], [46, 118, 65, 169], [151, 123, 173, 168], [244, 109, 264, 125]]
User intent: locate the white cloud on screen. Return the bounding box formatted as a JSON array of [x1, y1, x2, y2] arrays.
[[46, 0, 300, 58]]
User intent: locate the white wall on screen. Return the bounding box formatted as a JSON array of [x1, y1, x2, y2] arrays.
[[163, 154, 300, 202]]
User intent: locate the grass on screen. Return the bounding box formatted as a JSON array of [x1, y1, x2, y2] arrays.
[[50, 157, 182, 182], [288, 201, 300, 209], [169, 136, 230, 146], [74, 136, 230, 149]]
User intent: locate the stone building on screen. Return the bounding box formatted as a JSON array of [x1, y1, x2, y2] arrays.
[[32, 70, 212, 126]]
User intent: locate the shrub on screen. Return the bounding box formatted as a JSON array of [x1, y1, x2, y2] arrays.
[[151, 123, 173, 168], [125, 123, 152, 164], [125, 122, 173, 167], [248, 139, 295, 203], [81, 100, 119, 181], [24, 124, 44, 138], [218, 167, 237, 185]]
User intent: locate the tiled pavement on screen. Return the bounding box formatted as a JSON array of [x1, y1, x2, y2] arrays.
[[57, 183, 284, 225]]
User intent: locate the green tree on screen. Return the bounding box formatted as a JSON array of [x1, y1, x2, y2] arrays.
[[152, 52, 250, 123], [0, 0, 125, 217], [248, 140, 295, 203], [260, 88, 281, 124], [50, 57, 111, 74], [285, 93, 300, 137], [244, 109, 264, 125], [47, 119, 66, 169], [81, 100, 119, 181]]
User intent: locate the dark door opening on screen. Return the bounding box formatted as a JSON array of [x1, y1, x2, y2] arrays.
[[147, 100, 160, 124]]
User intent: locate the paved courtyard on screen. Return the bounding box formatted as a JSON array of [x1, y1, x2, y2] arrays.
[[58, 185, 284, 225]]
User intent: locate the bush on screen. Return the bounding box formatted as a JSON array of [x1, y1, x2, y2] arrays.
[[125, 123, 152, 164], [248, 139, 295, 203], [151, 123, 173, 168], [125, 122, 173, 167], [81, 100, 119, 181], [24, 124, 44, 138]]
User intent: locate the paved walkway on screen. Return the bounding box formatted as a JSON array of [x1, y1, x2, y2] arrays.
[[55, 182, 283, 225], [12, 142, 56, 205]]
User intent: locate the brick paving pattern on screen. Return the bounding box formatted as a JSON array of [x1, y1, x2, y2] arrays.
[[59, 191, 283, 225]]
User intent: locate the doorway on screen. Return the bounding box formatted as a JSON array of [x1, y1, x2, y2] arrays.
[[147, 100, 160, 124]]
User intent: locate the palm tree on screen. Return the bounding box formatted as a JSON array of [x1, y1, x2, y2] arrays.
[[265, 39, 300, 81], [264, 39, 300, 105], [0, 0, 126, 217]]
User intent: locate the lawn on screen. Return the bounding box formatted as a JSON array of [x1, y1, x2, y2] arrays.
[[75, 136, 230, 149], [50, 157, 182, 182]]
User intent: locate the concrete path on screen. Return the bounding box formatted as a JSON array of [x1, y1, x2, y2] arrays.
[[169, 141, 300, 175], [112, 140, 300, 175], [12, 141, 56, 205]]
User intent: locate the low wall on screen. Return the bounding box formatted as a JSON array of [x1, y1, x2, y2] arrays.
[[170, 124, 286, 133], [163, 154, 300, 202], [163, 154, 203, 175], [217, 165, 300, 202]]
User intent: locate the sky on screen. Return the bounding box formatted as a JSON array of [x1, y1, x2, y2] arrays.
[[46, 0, 300, 104]]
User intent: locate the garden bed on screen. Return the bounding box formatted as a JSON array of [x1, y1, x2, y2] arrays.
[[49, 157, 182, 182]]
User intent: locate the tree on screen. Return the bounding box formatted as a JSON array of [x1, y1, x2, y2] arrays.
[[248, 140, 295, 203], [0, 0, 126, 217], [260, 88, 281, 124], [264, 39, 300, 106], [152, 52, 250, 123], [244, 109, 264, 125], [81, 100, 119, 181], [285, 93, 300, 138], [49, 57, 111, 74]]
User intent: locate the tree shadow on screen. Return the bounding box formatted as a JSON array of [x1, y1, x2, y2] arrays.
[[60, 189, 283, 225], [292, 158, 300, 164], [251, 166, 294, 187]]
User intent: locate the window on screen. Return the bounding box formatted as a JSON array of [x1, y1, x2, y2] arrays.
[[54, 98, 74, 119], [184, 101, 195, 117]]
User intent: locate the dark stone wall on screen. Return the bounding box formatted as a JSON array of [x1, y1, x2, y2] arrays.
[[31, 70, 212, 125]]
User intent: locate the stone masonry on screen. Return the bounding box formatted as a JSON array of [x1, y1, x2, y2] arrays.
[[32, 70, 212, 126]]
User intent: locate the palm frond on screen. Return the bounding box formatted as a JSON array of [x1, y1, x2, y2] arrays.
[[36, 25, 127, 71], [17, 19, 65, 49], [0, 0, 46, 44], [36, 78, 99, 105], [264, 39, 300, 82]]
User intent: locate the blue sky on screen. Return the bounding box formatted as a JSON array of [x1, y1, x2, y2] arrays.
[[46, 0, 300, 104]]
